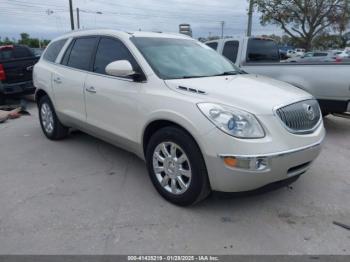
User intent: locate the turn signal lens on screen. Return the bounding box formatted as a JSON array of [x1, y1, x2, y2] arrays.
[[223, 157, 238, 167]]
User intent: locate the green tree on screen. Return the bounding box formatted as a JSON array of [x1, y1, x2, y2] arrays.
[[255, 0, 350, 50], [313, 33, 344, 49], [2, 37, 14, 45], [19, 32, 30, 45]]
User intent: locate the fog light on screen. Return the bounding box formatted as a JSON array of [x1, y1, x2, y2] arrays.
[[222, 156, 269, 171], [255, 158, 268, 171]]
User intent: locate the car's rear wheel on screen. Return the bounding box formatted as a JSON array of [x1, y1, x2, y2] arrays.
[[146, 126, 211, 206], [38, 95, 69, 140]]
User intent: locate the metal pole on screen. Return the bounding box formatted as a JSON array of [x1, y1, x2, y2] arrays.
[[76, 7, 80, 29], [69, 0, 74, 30], [220, 21, 225, 39], [247, 0, 254, 36]]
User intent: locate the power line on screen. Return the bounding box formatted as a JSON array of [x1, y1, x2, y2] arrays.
[[0, 0, 243, 24], [0, 0, 67, 10]]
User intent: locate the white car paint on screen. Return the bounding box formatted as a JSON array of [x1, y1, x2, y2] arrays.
[[206, 37, 350, 114], [34, 30, 325, 194]]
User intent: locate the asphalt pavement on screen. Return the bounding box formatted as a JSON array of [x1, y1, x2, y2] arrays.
[[0, 102, 349, 254]]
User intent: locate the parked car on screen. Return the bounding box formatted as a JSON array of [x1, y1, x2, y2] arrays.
[[205, 37, 350, 115], [0, 44, 39, 104], [34, 30, 325, 205], [278, 49, 288, 60], [294, 48, 306, 57], [287, 51, 339, 63], [286, 50, 297, 58], [337, 49, 350, 59], [278, 45, 294, 60]]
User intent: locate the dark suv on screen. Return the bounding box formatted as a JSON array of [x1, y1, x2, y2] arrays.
[[0, 45, 39, 103]]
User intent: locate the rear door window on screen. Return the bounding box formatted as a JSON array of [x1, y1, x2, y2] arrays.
[[93, 37, 139, 77], [67, 37, 97, 71], [222, 40, 239, 63], [246, 38, 280, 62], [13, 46, 33, 58], [206, 42, 218, 50], [43, 39, 67, 62]]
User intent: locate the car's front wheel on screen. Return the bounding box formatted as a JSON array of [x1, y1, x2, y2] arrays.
[[38, 95, 69, 140], [146, 126, 210, 206]]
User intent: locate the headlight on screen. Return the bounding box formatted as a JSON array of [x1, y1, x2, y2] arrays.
[[197, 103, 265, 138]]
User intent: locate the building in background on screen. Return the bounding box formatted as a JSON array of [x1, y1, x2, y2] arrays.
[[179, 24, 192, 37]]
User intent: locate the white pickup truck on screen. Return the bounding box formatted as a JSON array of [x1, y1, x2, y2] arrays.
[[206, 37, 350, 115]]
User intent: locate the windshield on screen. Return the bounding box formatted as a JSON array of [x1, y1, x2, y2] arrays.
[[131, 37, 240, 80]]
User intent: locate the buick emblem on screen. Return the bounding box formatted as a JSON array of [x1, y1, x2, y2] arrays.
[[303, 104, 315, 121]]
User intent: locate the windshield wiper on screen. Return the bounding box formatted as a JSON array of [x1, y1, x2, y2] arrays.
[[211, 71, 238, 76], [176, 71, 239, 79], [181, 75, 209, 79], [178, 71, 238, 79]]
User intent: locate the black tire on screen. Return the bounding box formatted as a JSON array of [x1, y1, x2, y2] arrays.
[[38, 95, 69, 140], [322, 111, 330, 117], [146, 126, 211, 206]]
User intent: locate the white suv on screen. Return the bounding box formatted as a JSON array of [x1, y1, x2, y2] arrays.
[[33, 30, 325, 205]]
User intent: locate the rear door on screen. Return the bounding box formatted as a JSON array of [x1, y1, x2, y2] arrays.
[[52, 37, 98, 123]]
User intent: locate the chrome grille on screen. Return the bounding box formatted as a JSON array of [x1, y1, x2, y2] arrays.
[[276, 99, 321, 134]]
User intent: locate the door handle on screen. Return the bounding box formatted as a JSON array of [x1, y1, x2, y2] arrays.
[[53, 77, 62, 84], [86, 86, 97, 93]]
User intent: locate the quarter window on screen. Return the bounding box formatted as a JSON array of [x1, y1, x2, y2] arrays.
[[67, 37, 97, 71], [93, 37, 139, 76], [222, 41, 239, 63], [206, 42, 218, 50], [43, 39, 67, 62]]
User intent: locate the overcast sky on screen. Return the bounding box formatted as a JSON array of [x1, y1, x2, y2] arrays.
[[0, 0, 282, 40]]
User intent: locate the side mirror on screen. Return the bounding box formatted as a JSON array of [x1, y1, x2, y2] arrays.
[[105, 60, 135, 77]]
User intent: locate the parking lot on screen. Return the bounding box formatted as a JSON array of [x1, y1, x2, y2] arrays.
[[0, 102, 349, 254]]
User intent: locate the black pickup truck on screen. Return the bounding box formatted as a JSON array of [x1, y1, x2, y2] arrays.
[[0, 45, 39, 104]]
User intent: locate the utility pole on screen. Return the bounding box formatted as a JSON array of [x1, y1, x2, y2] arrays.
[[76, 7, 80, 29], [247, 0, 254, 36], [69, 0, 75, 30], [220, 21, 225, 39]]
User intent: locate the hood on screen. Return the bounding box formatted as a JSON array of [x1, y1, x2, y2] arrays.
[[164, 74, 313, 115]]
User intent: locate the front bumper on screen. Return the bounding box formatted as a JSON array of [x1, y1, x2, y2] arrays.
[[205, 137, 323, 192]]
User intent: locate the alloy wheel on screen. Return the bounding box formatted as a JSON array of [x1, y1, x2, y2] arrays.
[[152, 142, 192, 195]]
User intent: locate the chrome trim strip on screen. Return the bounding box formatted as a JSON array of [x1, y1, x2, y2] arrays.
[[218, 134, 325, 159]]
